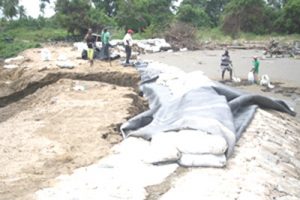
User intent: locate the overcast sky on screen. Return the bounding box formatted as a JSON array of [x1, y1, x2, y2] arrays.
[[18, 0, 182, 18], [19, 0, 55, 18]]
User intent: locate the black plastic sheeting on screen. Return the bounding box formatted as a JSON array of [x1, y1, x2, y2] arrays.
[[120, 62, 296, 158]]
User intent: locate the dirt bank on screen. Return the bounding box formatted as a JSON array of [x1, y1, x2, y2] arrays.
[[0, 45, 146, 200]]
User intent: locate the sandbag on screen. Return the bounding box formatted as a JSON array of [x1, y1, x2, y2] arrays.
[[41, 48, 51, 61], [145, 130, 228, 164], [56, 61, 75, 69], [173, 130, 228, 155], [81, 50, 87, 60], [151, 130, 228, 155], [144, 132, 181, 164], [260, 74, 275, 89], [178, 153, 226, 167], [247, 71, 254, 83]]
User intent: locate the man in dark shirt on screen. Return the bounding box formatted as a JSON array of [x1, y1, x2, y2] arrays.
[[220, 50, 233, 80], [84, 28, 95, 66]]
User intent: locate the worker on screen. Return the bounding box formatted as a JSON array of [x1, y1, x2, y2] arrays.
[[251, 56, 260, 84], [123, 29, 134, 65], [102, 28, 110, 61], [84, 28, 95, 66], [220, 50, 233, 80]]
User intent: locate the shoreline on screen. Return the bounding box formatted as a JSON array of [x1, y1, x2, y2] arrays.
[[140, 49, 300, 119]]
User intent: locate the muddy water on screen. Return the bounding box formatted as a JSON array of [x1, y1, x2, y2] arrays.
[[140, 50, 300, 85]]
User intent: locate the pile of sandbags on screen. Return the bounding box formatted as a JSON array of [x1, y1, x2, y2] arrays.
[[73, 38, 172, 60], [145, 130, 227, 167], [3, 55, 26, 69]]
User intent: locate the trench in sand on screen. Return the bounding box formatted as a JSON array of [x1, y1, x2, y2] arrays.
[[0, 70, 147, 200]]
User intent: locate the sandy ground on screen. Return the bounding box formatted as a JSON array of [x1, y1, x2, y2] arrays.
[[34, 110, 300, 200], [33, 48, 300, 200], [1, 45, 299, 200], [0, 45, 146, 200], [141, 49, 300, 118]]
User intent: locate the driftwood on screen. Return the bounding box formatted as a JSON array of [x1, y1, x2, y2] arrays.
[[165, 22, 200, 50]]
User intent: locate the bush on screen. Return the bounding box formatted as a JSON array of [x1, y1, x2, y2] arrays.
[[0, 40, 41, 58], [282, 0, 300, 34], [0, 18, 68, 58], [197, 28, 232, 42], [177, 4, 212, 28], [164, 22, 200, 50]]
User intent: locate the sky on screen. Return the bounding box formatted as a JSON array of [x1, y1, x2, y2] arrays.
[[19, 0, 55, 18], [18, 0, 182, 18]]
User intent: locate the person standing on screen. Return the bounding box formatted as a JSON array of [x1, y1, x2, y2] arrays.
[[101, 29, 105, 47], [251, 56, 260, 84], [220, 50, 233, 80], [123, 29, 134, 65], [84, 28, 95, 66], [102, 28, 110, 61]]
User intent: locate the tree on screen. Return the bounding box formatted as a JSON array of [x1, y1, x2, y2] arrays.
[[146, 0, 175, 26], [115, 0, 149, 32], [88, 7, 116, 32], [267, 0, 287, 9], [40, 0, 51, 15], [282, 0, 300, 33], [1, 0, 19, 19], [18, 5, 26, 19], [92, 0, 117, 17], [55, 0, 92, 34], [180, 0, 229, 26], [177, 4, 211, 27], [0, 0, 3, 17], [116, 0, 174, 33], [221, 0, 269, 35]]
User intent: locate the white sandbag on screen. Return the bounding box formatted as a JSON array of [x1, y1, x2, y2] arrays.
[[145, 129, 228, 164], [178, 153, 226, 167], [247, 71, 254, 83], [56, 61, 75, 69], [110, 39, 123, 46], [3, 64, 19, 69], [260, 74, 275, 88], [57, 54, 68, 61], [232, 75, 241, 83], [41, 48, 51, 61], [4, 56, 25, 64], [152, 130, 227, 155], [260, 74, 269, 86], [144, 132, 181, 164], [180, 48, 188, 52], [172, 130, 228, 155], [73, 42, 88, 52]]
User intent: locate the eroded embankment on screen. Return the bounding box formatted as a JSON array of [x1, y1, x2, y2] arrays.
[[0, 70, 140, 107], [0, 68, 147, 200]]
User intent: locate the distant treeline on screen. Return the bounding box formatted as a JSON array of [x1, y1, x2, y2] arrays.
[[0, 0, 299, 36]]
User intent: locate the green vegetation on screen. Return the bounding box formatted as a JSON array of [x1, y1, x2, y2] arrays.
[[1, 0, 300, 58], [197, 28, 232, 42], [0, 18, 68, 58], [197, 28, 300, 43]]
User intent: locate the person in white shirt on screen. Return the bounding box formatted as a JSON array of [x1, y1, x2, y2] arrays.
[[123, 29, 134, 64]]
